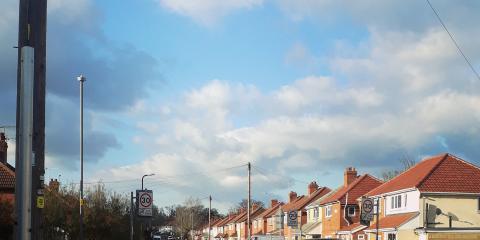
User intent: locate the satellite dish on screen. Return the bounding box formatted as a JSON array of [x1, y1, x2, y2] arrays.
[[435, 208, 442, 215]]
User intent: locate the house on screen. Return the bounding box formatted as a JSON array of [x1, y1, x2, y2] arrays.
[[0, 132, 14, 203], [282, 182, 331, 240], [235, 205, 264, 240], [226, 211, 244, 240], [303, 188, 338, 239], [203, 218, 223, 240], [363, 153, 480, 240], [320, 167, 383, 240], [252, 199, 284, 239], [215, 215, 236, 240]]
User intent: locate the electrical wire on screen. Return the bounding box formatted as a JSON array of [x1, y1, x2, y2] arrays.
[[426, 0, 480, 81]]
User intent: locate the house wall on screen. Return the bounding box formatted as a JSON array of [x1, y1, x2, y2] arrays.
[[385, 190, 420, 215], [397, 229, 418, 240], [420, 195, 480, 228], [321, 203, 341, 238], [427, 232, 480, 239]]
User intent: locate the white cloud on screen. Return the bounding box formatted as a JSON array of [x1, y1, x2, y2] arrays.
[[158, 0, 264, 26]]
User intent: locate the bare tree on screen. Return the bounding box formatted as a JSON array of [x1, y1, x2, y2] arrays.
[[381, 152, 416, 181]]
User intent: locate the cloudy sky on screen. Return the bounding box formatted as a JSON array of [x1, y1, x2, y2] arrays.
[[1, 0, 480, 211]]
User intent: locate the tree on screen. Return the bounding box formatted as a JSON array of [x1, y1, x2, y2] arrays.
[[230, 199, 264, 213], [381, 152, 416, 181]]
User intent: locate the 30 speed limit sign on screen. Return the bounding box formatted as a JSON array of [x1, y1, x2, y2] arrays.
[[137, 190, 153, 217]]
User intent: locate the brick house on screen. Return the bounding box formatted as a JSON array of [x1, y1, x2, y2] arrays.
[[236, 205, 264, 240], [319, 167, 383, 240], [282, 182, 331, 240], [0, 133, 14, 203], [215, 215, 236, 240], [252, 199, 284, 238], [363, 153, 480, 240]]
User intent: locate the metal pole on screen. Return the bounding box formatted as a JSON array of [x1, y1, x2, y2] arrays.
[[142, 173, 155, 190], [78, 74, 86, 240], [209, 195, 212, 240], [131, 191, 134, 240], [247, 162, 251, 240], [16, 46, 34, 240], [375, 197, 379, 240]]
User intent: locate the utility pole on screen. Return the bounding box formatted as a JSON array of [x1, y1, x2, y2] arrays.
[[131, 191, 135, 240], [247, 162, 251, 240], [78, 74, 86, 240], [208, 195, 212, 240], [375, 197, 380, 240], [15, 0, 47, 239]]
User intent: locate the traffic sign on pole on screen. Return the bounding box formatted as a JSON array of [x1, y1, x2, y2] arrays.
[[360, 197, 374, 226], [287, 210, 298, 228], [136, 190, 153, 217]]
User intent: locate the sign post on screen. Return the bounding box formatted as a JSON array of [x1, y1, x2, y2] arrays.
[[287, 210, 298, 228], [136, 190, 153, 217], [360, 197, 374, 226]]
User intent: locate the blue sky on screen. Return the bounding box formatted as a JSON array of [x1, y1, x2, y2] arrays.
[[1, 0, 480, 211]]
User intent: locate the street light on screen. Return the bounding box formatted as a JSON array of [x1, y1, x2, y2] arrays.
[[142, 173, 155, 190], [77, 74, 86, 240]]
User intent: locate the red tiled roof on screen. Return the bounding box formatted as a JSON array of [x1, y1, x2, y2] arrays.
[[236, 207, 264, 222], [367, 153, 480, 196], [366, 212, 418, 230], [219, 214, 238, 227], [257, 202, 283, 219], [283, 187, 331, 212], [0, 162, 15, 190], [320, 175, 382, 205], [338, 222, 366, 233]]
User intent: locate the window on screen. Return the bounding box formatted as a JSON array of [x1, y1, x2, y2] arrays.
[[325, 205, 332, 217], [314, 208, 319, 218], [477, 197, 480, 211], [357, 234, 365, 240], [348, 206, 355, 216], [387, 233, 396, 240], [391, 195, 402, 209]]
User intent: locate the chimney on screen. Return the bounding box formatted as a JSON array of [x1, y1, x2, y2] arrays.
[[308, 181, 319, 195], [344, 167, 358, 187], [289, 191, 297, 203], [49, 178, 60, 192], [270, 199, 278, 207], [0, 133, 7, 165]]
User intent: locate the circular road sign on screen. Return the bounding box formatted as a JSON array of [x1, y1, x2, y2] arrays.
[[362, 198, 374, 213], [140, 192, 152, 208], [288, 211, 297, 221]]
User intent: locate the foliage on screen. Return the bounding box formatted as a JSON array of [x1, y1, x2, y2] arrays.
[[230, 199, 264, 213], [0, 198, 14, 238]]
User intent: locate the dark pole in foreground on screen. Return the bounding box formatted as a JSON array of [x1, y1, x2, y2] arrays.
[[78, 75, 86, 240], [131, 191, 135, 240], [208, 195, 212, 240], [375, 197, 380, 240], [15, 0, 47, 239]]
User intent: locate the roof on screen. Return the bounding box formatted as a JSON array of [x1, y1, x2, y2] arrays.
[[257, 202, 283, 219], [236, 206, 264, 222], [337, 223, 366, 233], [283, 187, 331, 212], [0, 161, 15, 190], [320, 175, 382, 205], [367, 153, 480, 196], [220, 214, 238, 226], [365, 212, 418, 231]]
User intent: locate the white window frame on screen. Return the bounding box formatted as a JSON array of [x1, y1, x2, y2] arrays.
[[357, 234, 365, 240], [325, 205, 332, 218], [386, 233, 396, 240], [314, 207, 319, 219], [347, 206, 355, 216], [391, 195, 402, 209]]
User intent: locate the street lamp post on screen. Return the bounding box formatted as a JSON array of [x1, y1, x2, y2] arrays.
[[77, 74, 86, 240], [142, 173, 155, 190]]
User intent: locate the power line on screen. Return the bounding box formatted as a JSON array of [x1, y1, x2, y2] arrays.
[[426, 0, 480, 81], [251, 165, 309, 184]]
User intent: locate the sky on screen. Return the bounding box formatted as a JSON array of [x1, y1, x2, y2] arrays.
[[1, 0, 480, 212]]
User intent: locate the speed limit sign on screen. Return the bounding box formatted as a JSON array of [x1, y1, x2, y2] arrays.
[[137, 190, 153, 217]]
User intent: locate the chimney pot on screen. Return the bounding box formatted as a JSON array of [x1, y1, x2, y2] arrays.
[[289, 191, 297, 203], [0, 133, 8, 164], [270, 199, 278, 207], [344, 167, 358, 187], [308, 181, 319, 195]]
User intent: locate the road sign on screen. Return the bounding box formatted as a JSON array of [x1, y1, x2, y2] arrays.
[[36, 196, 45, 209], [360, 198, 374, 225], [137, 190, 153, 217], [287, 210, 298, 227]]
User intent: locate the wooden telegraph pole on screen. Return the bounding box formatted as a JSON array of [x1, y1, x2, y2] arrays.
[[15, 0, 47, 239]]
